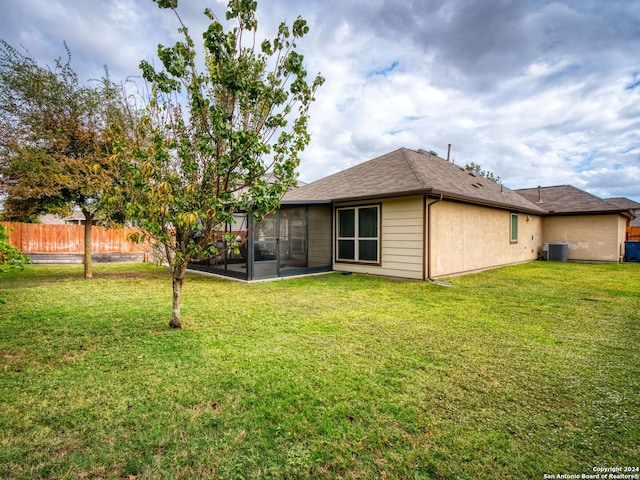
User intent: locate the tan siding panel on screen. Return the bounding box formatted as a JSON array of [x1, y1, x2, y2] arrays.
[[382, 221, 423, 233], [381, 254, 424, 267], [308, 205, 332, 267], [383, 246, 423, 256], [384, 232, 423, 242], [334, 262, 423, 279], [331, 196, 425, 280]]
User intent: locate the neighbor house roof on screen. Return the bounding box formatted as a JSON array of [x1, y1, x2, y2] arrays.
[[516, 185, 634, 217], [606, 197, 640, 226], [284, 148, 546, 214]]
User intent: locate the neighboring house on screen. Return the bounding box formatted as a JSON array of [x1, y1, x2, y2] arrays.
[[516, 186, 635, 263], [39, 210, 87, 225], [188, 148, 637, 282]]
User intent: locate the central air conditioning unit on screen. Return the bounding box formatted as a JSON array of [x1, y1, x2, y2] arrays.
[[545, 242, 569, 262]]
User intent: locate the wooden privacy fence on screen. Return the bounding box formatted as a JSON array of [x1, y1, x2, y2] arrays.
[[628, 226, 640, 242], [1, 222, 150, 262]]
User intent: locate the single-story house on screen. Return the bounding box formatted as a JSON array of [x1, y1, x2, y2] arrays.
[[188, 148, 637, 281]]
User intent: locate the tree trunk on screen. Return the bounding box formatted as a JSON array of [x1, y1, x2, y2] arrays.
[[170, 263, 187, 329], [82, 210, 93, 279]]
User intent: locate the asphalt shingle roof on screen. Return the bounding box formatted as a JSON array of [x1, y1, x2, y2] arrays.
[[605, 197, 640, 210], [516, 185, 633, 215], [606, 197, 640, 226], [284, 148, 546, 214]]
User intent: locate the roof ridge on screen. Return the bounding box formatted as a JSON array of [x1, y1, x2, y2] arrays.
[[400, 148, 430, 188]]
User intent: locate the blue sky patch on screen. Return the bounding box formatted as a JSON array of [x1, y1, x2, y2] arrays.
[[626, 80, 640, 91], [368, 60, 399, 78], [626, 73, 640, 91]]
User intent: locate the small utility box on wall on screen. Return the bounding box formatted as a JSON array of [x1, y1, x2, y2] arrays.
[[546, 242, 569, 262]]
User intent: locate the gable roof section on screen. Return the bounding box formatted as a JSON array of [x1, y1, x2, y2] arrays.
[[516, 185, 634, 216], [284, 148, 545, 214]]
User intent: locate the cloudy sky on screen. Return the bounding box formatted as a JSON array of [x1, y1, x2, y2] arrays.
[[2, 0, 640, 201]]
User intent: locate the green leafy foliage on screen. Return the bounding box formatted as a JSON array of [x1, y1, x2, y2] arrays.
[[0, 40, 128, 278], [0, 224, 30, 303], [465, 161, 502, 184], [0, 224, 29, 273], [119, 0, 323, 327]]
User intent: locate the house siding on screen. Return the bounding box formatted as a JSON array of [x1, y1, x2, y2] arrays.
[[542, 214, 625, 263], [429, 201, 542, 277], [308, 205, 332, 268], [333, 196, 424, 279]]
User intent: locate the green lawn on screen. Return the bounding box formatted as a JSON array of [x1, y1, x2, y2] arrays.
[[1, 262, 638, 479]]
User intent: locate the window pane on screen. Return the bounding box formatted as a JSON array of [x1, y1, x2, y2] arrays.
[[338, 209, 355, 237], [511, 214, 518, 241], [338, 240, 355, 260], [358, 240, 378, 262], [359, 207, 378, 238]]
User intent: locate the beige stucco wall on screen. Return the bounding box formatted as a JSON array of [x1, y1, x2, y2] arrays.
[[333, 196, 425, 280], [542, 214, 626, 262], [429, 200, 543, 277]]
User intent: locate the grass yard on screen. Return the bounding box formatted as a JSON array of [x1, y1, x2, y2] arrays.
[[0, 262, 639, 479]]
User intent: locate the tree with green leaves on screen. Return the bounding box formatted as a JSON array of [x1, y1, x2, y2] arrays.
[[0, 41, 126, 279], [465, 161, 502, 184], [0, 224, 29, 273], [119, 0, 323, 328], [0, 223, 30, 304]]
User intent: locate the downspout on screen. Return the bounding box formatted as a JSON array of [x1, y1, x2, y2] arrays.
[[426, 194, 452, 286]]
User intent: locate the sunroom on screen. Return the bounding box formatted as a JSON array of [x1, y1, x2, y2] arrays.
[[188, 203, 332, 281]]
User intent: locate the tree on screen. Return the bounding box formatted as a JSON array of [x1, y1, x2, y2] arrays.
[[465, 161, 502, 184], [0, 41, 126, 279], [0, 223, 30, 304], [0, 224, 29, 273], [119, 0, 323, 328]]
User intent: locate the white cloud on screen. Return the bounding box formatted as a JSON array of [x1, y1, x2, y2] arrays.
[[2, 0, 639, 201]]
